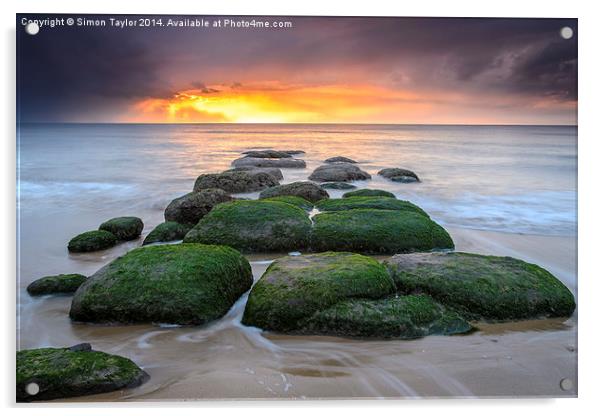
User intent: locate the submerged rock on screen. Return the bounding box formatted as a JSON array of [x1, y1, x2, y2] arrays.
[[325, 156, 357, 163], [259, 181, 329, 203], [260, 195, 314, 211], [27, 274, 87, 296], [316, 197, 429, 217], [17, 345, 148, 402], [232, 156, 306, 169], [70, 244, 253, 325], [308, 162, 371, 182], [343, 189, 395, 198], [68, 230, 117, 253], [164, 189, 233, 225], [378, 168, 420, 183], [142, 221, 192, 245], [193, 171, 278, 194], [242, 252, 471, 338], [310, 209, 453, 254], [225, 166, 284, 181], [99, 217, 144, 241], [320, 182, 357, 190], [241, 150, 292, 159], [183, 200, 312, 252], [385, 252, 576, 321]]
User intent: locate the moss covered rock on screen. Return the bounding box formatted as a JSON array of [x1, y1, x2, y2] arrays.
[[193, 171, 279, 194], [320, 182, 357, 190], [142, 221, 192, 245], [27, 274, 87, 296], [378, 168, 420, 183], [325, 156, 357, 163], [68, 230, 117, 253], [225, 166, 284, 181], [311, 209, 453, 254], [232, 156, 306, 169], [17, 344, 148, 402], [385, 252, 576, 321], [70, 244, 253, 325], [343, 189, 395, 198], [164, 189, 233, 225], [304, 295, 472, 339], [316, 196, 429, 217], [183, 200, 312, 252], [260, 196, 314, 211], [309, 163, 371, 182], [242, 252, 395, 332], [99, 217, 143, 241], [259, 181, 329, 203]]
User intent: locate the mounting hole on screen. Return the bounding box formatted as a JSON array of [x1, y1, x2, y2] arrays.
[[25, 382, 40, 395], [559, 378, 574, 391], [25, 22, 39, 36], [560, 26, 574, 40]]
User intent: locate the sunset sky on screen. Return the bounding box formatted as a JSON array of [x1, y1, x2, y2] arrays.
[[17, 15, 577, 125]]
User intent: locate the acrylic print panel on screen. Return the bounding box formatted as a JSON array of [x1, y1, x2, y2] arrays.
[[16, 14, 577, 402]]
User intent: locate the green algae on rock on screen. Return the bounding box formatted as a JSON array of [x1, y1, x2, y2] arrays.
[[260, 195, 314, 211], [316, 196, 429, 217], [310, 209, 453, 254], [184, 200, 312, 252], [259, 181, 329, 203], [142, 221, 192, 245], [68, 230, 117, 253], [99, 216, 144, 241], [385, 252, 576, 321], [27, 274, 87, 296], [164, 188, 233, 225], [343, 189, 395, 198], [242, 252, 395, 332], [193, 171, 279, 194], [17, 344, 148, 402], [70, 244, 253, 325], [320, 182, 357, 190]]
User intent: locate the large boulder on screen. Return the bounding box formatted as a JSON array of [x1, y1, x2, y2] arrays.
[[378, 168, 420, 183], [242, 252, 471, 338], [183, 200, 312, 252], [164, 189, 233, 225], [385, 252, 576, 321], [232, 157, 306, 169], [343, 189, 395, 198], [225, 166, 284, 181], [193, 171, 278, 194], [316, 197, 429, 217], [325, 156, 357, 163], [68, 230, 117, 253], [142, 221, 192, 245], [308, 163, 371, 182], [70, 244, 253, 325], [241, 150, 292, 158], [259, 181, 329, 203], [27, 274, 87, 296], [320, 182, 357, 190], [260, 196, 314, 211], [99, 217, 143, 241], [17, 344, 148, 402], [310, 209, 454, 254]]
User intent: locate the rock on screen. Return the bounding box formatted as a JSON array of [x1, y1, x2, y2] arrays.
[[70, 244, 253, 325], [378, 168, 420, 183], [68, 343, 92, 352], [183, 200, 312, 252], [243, 149, 305, 156], [316, 197, 429, 217], [259, 181, 329, 203], [320, 182, 357, 190], [164, 189, 233, 225], [193, 171, 279, 194], [310, 209, 454, 254], [343, 189, 395, 198], [99, 217, 143, 241], [232, 157, 306, 169], [27, 274, 87, 296], [260, 196, 314, 211], [68, 230, 117, 253], [325, 156, 357, 163], [142, 222, 192, 245], [225, 166, 284, 181], [240, 150, 292, 158], [242, 252, 471, 338], [385, 252, 576, 321], [280, 150, 305, 155], [17, 346, 148, 402], [308, 163, 371, 182]]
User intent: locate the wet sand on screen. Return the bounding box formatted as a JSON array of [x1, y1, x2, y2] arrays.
[[18, 226, 577, 401]]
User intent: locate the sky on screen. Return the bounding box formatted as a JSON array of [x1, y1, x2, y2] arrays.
[[17, 15, 577, 125]]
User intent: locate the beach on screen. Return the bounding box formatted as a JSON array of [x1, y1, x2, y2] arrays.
[[16, 123, 577, 400]]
